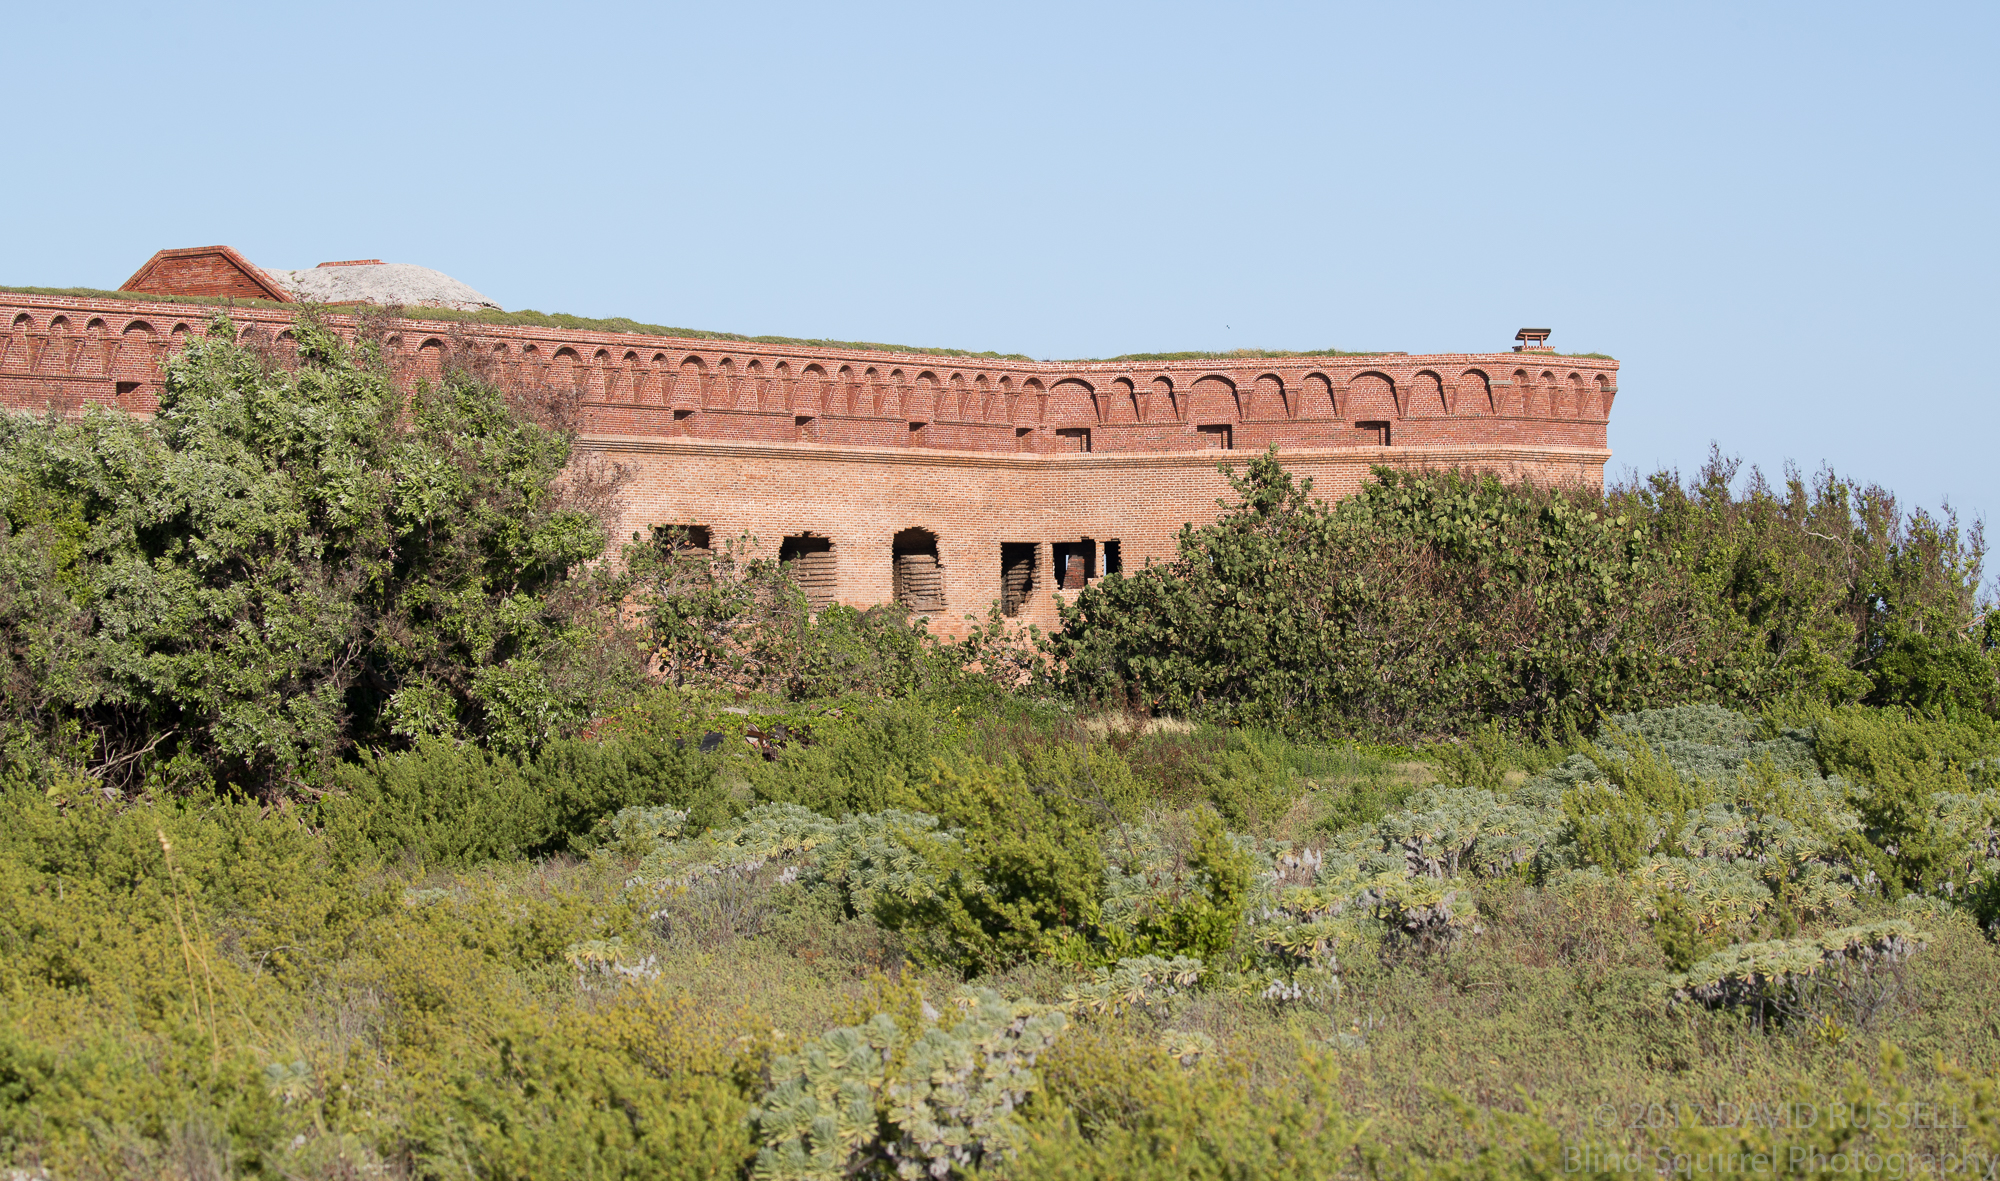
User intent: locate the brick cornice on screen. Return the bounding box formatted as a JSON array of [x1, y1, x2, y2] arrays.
[[578, 432, 1612, 472]]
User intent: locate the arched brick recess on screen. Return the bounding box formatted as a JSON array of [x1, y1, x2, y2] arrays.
[[1346, 372, 1397, 421]]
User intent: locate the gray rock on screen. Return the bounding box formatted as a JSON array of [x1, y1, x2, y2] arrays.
[[268, 262, 502, 312]]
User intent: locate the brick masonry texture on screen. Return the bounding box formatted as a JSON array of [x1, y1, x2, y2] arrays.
[[0, 290, 1618, 636]]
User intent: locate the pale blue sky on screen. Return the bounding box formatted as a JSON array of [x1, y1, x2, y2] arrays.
[[5, 2, 1995, 540]]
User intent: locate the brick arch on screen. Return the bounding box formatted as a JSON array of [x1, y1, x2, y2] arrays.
[[1457, 368, 1492, 414], [1345, 371, 1398, 420], [1408, 370, 1446, 416], [1302, 372, 1334, 417], [675, 354, 705, 409], [122, 320, 156, 337], [1595, 373, 1614, 419], [792, 362, 826, 415], [415, 337, 448, 380], [1047, 378, 1096, 425], [911, 370, 940, 422], [1149, 375, 1176, 422], [1021, 377, 1046, 424], [946, 371, 968, 419], [1251, 373, 1286, 419], [1106, 376, 1138, 424], [1188, 374, 1236, 422], [1566, 372, 1588, 418], [837, 364, 857, 414]]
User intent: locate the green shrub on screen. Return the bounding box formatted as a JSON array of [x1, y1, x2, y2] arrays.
[[877, 760, 1107, 975], [1050, 450, 1995, 741], [323, 730, 725, 867], [1101, 809, 1254, 964], [1013, 1021, 1365, 1180]]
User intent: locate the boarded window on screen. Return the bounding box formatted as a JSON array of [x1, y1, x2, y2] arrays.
[[780, 533, 836, 609], [1052, 540, 1096, 590], [1000, 542, 1036, 616], [892, 528, 943, 614], [1197, 424, 1232, 449], [1054, 427, 1091, 452]]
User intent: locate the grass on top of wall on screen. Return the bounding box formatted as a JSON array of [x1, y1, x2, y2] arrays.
[[0, 285, 1033, 361]]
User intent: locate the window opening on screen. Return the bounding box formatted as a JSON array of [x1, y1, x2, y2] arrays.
[[1102, 539, 1122, 576], [115, 381, 139, 398], [779, 533, 836, 609], [1356, 420, 1391, 445], [795, 415, 817, 442], [1054, 427, 1091, 452], [653, 524, 712, 558], [1197, 424, 1232, 449], [891, 527, 943, 614], [1000, 542, 1036, 616], [1052, 539, 1096, 590], [1014, 427, 1034, 452]]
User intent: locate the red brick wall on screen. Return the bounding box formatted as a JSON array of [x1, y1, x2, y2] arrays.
[[0, 293, 1618, 632], [118, 246, 292, 302]]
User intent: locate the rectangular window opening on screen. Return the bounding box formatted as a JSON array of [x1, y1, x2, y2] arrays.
[[653, 523, 712, 557], [892, 528, 943, 614], [1197, 424, 1233, 449], [779, 533, 836, 609], [1055, 427, 1091, 452], [1052, 539, 1096, 590], [115, 381, 139, 398], [1102, 539, 1122, 576], [1000, 542, 1036, 617], [1356, 420, 1390, 446]]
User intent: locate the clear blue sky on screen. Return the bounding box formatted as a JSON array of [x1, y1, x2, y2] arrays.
[[5, 2, 1995, 539]]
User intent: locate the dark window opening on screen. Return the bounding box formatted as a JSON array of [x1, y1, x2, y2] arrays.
[[115, 381, 139, 398], [780, 533, 836, 609], [1000, 542, 1037, 617], [1014, 427, 1034, 452], [1102, 539, 1122, 576], [1356, 420, 1391, 445], [673, 408, 695, 434], [892, 527, 943, 614], [795, 414, 817, 442], [1197, 424, 1233, 449], [1052, 539, 1096, 590], [908, 421, 928, 446], [1055, 427, 1091, 452], [654, 523, 712, 557]]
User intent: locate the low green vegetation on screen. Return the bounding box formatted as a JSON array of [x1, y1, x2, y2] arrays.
[[2, 313, 1998, 1180]]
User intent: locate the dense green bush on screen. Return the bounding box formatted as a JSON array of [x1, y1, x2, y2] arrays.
[[0, 313, 634, 793], [322, 729, 725, 867], [1051, 450, 1995, 740], [878, 760, 1108, 975]]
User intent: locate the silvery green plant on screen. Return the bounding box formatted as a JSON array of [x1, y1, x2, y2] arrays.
[[1061, 955, 1204, 1017], [751, 988, 1064, 1181]]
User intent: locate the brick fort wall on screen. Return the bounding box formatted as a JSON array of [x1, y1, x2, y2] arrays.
[[0, 292, 1618, 634]]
